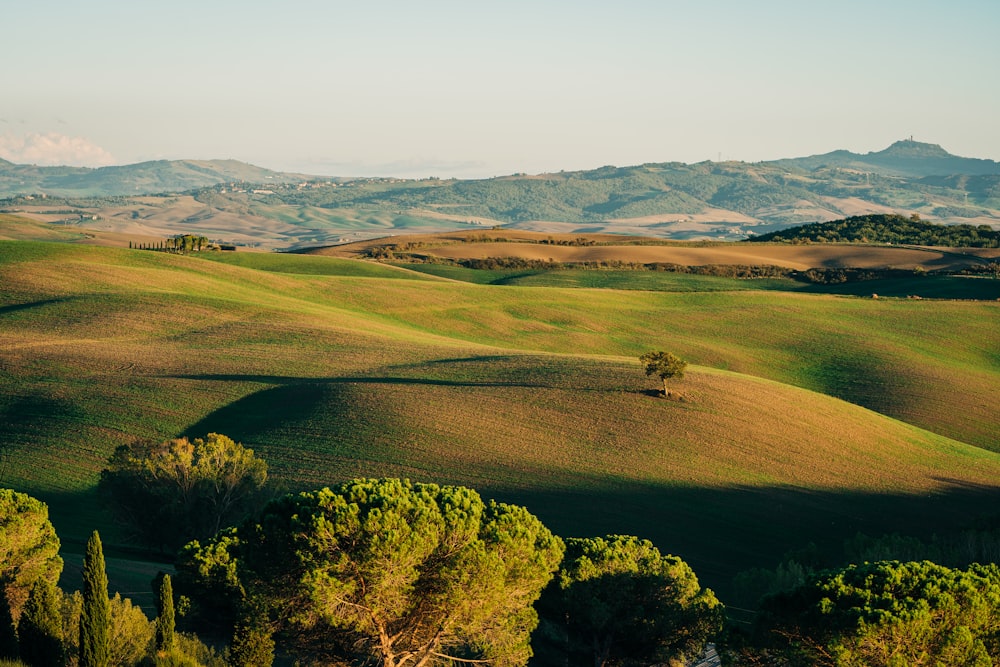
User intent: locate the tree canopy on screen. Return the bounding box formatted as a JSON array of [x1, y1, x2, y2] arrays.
[[99, 433, 267, 551], [536, 535, 723, 667], [748, 214, 1000, 247], [0, 488, 62, 622], [639, 351, 688, 396], [734, 560, 1000, 666], [178, 478, 565, 667]]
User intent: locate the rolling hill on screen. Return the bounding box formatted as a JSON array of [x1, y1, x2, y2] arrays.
[[771, 139, 1000, 178], [0, 157, 313, 197], [2, 140, 998, 249], [2, 239, 999, 599]]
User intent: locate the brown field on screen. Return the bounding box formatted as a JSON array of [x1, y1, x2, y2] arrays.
[[313, 229, 1000, 271], [7, 198, 302, 248]]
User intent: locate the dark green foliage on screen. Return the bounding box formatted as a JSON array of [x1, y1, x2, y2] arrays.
[[0, 489, 62, 622], [639, 351, 688, 395], [179, 478, 564, 667], [17, 578, 63, 667], [99, 433, 267, 552], [78, 531, 109, 667], [159, 632, 227, 667], [155, 574, 175, 653], [536, 535, 723, 667], [732, 560, 1000, 666], [0, 588, 17, 660], [167, 235, 208, 253], [226, 608, 274, 667], [749, 213, 1000, 247]]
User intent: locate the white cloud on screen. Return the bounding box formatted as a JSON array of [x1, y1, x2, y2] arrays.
[[0, 132, 116, 167]]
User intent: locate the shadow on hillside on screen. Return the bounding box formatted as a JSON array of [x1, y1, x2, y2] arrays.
[[176, 374, 605, 458], [0, 297, 72, 316], [32, 479, 1000, 605], [792, 343, 914, 416], [482, 479, 1000, 600], [170, 374, 560, 388]]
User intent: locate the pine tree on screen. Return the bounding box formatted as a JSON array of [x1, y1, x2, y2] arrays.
[[19, 577, 64, 667], [79, 531, 109, 667], [154, 573, 174, 652], [0, 586, 18, 660]]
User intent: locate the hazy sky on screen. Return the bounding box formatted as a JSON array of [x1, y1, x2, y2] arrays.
[[3, 0, 998, 178]]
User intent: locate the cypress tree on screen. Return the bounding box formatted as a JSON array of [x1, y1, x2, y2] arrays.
[[79, 531, 109, 667], [0, 585, 18, 660], [154, 573, 175, 652], [19, 577, 64, 667]]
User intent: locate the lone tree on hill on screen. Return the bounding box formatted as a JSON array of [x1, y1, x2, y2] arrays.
[[640, 351, 688, 396]]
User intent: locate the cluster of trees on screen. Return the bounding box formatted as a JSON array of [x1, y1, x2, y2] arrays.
[[9, 429, 1000, 666], [0, 490, 223, 666], [0, 482, 721, 667], [726, 560, 1000, 665], [128, 236, 211, 253], [749, 214, 1000, 247], [174, 478, 722, 667]]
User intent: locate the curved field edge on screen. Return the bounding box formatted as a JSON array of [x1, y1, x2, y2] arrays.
[[2, 241, 998, 450], [1, 241, 999, 593]]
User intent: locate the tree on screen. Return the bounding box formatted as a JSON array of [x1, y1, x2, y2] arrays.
[[639, 351, 688, 396], [79, 531, 109, 667], [99, 433, 267, 551], [179, 478, 565, 667], [536, 535, 723, 667], [0, 489, 62, 623], [0, 586, 17, 660], [733, 560, 1000, 666], [105, 594, 152, 667], [18, 577, 64, 667], [226, 599, 274, 667], [155, 574, 175, 653]]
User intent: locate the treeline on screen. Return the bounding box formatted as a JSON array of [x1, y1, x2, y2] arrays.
[[0, 435, 723, 667], [5, 433, 1000, 665], [381, 252, 984, 284], [129, 235, 211, 253], [749, 213, 1000, 247]]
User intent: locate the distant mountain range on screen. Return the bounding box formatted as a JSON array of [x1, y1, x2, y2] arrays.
[[1, 140, 998, 247], [0, 158, 314, 197], [771, 139, 1000, 178], [1, 139, 997, 198]]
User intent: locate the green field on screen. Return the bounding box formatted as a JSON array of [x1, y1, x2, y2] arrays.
[[2, 241, 999, 601]]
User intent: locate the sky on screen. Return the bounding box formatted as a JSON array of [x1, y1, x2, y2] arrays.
[[2, 0, 999, 179]]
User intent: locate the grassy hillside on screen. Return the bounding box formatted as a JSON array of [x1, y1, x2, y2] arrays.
[[2, 242, 999, 598]]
